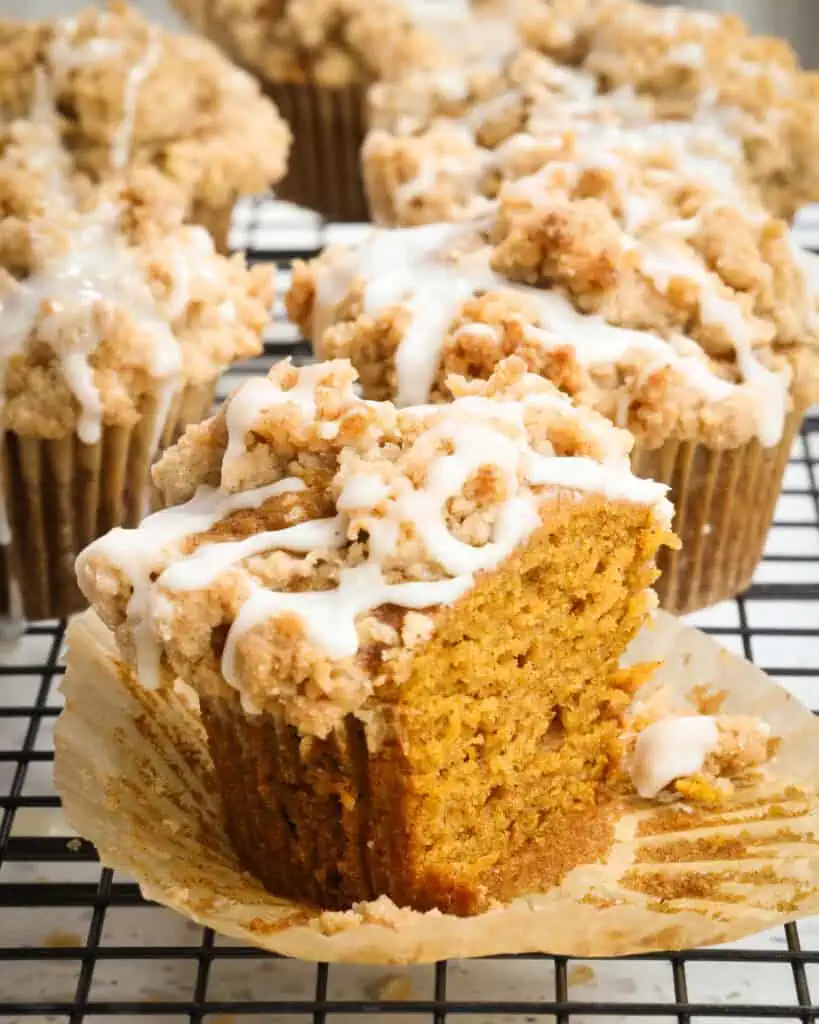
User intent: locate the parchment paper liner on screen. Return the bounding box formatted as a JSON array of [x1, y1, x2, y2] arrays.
[[2, 380, 215, 621], [55, 610, 819, 964], [632, 405, 806, 615]]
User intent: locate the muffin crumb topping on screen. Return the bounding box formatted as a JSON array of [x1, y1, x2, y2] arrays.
[[78, 356, 673, 736]]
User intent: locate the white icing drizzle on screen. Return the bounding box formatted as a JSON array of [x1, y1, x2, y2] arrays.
[[110, 29, 161, 171], [0, 16, 182, 446], [0, 20, 239, 558], [312, 216, 799, 444], [79, 477, 307, 688], [83, 369, 672, 701], [222, 363, 357, 480], [49, 14, 123, 76], [49, 15, 160, 172], [630, 715, 720, 799], [2, 203, 183, 446]]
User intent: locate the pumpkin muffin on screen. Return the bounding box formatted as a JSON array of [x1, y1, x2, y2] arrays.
[[519, 0, 819, 221], [0, 98, 274, 621], [366, 0, 819, 226], [288, 138, 819, 613], [172, 0, 516, 221], [77, 356, 677, 914], [0, 3, 291, 251], [365, 47, 748, 227]]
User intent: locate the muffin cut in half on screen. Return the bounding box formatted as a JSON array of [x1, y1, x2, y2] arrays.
[[0, 3, 291, 251], [78, 357, 675, 915], [289, 134, 819, 612], [0, 96, 274, 620]]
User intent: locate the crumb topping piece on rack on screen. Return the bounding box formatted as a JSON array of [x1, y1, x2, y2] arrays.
[[0, 80, 273, 442], [628, 711, 774, 803], [291, 138, 819, 449], [77, 357, 673, 737], [0, 5, 290, 212]]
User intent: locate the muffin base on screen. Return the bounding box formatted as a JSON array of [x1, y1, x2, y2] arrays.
[[201, 693, 618, 917], [631, 408, 804, 615], [2, 380, 215, 622], [267, 82, 368, 222]]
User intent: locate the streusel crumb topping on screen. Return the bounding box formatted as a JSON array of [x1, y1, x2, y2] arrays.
[[365, 46, 749, 230], [519, 0, 819, 218], [172, 0, 450, 87], [0, 4, 290, 213], [0, 96, 273, 441], [77, 356, 672, 737], [292, 135, 819, 450]]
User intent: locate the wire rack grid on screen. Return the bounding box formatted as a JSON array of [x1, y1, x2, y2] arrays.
[[1, 199, 819, 1023]]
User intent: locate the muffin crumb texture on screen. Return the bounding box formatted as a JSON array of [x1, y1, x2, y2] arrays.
[[78, 356, 680, 913], [172, 0, 463, 87], [628, 709, 774, 804]]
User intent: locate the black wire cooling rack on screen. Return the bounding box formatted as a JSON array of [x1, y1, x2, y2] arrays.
[[2, 198, 819, 1022]]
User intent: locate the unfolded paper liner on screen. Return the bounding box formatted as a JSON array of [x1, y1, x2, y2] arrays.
[[267, 81, 368, 223], [54, 609, 819, 964], [632, 405, 806, 615], [1, 380, 215, 622]]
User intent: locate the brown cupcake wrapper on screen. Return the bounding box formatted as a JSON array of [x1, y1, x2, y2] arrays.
[[266, 82, 368, 222], [202, 692, 396, 912], [190, 198, 234, 254], [2, 380, 215, 622], [632, 407, 805, 615]]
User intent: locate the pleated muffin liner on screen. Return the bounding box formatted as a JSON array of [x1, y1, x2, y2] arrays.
[[1, 380, 215, 622], [55, 610, 819, 963], [631, 406, 806, 615], [266, 81, 368, 223], [190, 199, 235, 255]]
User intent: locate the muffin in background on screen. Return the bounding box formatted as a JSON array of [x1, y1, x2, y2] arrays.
[[77, 356, 678, 913], [0, 4, 291, 251], [0, 105, 274, 621], [172, 0, 512, 221], [288, 125, 819, 614], [519, 0, 819, 221]]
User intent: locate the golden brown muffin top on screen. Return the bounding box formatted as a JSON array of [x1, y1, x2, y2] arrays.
[[77, 356, 672, 737], [291, 130, 819, 451], [0, 4, 290, 212], [369, 0, 819, 221], [0, 106, 273, 441], [173, 0, 454, 87], [519, 0, 819, 218], [364, 46, 749, 228]]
